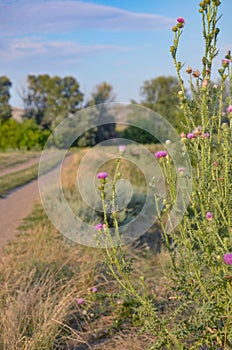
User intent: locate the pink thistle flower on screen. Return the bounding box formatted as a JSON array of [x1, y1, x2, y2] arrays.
[[223, 253, 232, 265], [227, 105, 232, 113], [177, 17, 185, 24], [180, 132, 186, 138], [213, 161, 218, 167], [203, 132, 210, 138], [91, 287, 98, 293], [77, 298, 84, 305], [206, 212, 213, 221], [222, 58, 230, 67], [154, 150, 168, 159], [119, 145, 126, 153], [187, 133, 195, 139], [95, 223, 103, 230], [97, 172, 108, 179]]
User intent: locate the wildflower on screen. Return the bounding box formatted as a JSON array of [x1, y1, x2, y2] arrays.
[[95, 223, 103, 230], [192, 69, 200, 78], [222, 58, 230, 67], [176, 17, 185, 28], [186, 67, 192, 74], [154, 150, 168, 159], [193, 69, 201, 78], [222, 122, 228, 129], [212, 0, 221, 6], [97, 172, 108, 179], [180, 132, 186, 138], [227, 105, 232, 113], [165, 139, 171, 145], [213, 161, 218, 167], [119, 145, 126, 153], [223, 253, 232, 265], [213, 84, 219, 89], [77, 298, 84, 305], [193, 125, 202, 136], [177, 17, 185, 24], [187, 133, 195, 139], [91, 287, 98, 293], [203, 132, 210, 138], [206, 212, 213, 221], [178, 167, 185, 174]]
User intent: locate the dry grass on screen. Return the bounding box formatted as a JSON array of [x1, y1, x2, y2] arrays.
[[0, 151, 40, 170], [0, 146, 169, 350]]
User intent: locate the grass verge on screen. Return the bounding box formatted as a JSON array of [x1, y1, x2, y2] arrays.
[[0, 151, 40, 170], [0, 154, 65, 197]]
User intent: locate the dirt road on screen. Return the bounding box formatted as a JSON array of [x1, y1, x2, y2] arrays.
[[0, 179, 40, 257], [0, 155, 72, 258]]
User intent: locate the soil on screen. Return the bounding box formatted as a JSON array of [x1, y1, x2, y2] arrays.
[[0, 178, 40, 257], [0, 154, 73, 258]]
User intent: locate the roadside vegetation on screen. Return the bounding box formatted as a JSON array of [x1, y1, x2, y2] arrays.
[[0, 153, 65, 197], [0, 150, 165, 350], [0, 151, 40, 170]]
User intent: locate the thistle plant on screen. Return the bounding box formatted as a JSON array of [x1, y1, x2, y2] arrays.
[[97, 1, 232, 348]]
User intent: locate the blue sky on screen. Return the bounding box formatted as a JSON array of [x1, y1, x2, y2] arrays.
[[1, 0, 232, 107]]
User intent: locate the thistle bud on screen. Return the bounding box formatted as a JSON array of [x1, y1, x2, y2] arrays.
[[225, 50, 231, 59], [222, 122, 228, 129], [186, 66, 192, 74], [212, 0, 221, 6], [222, 58, 230, 67], [177, 22, 184, 29], [192, 69, 200, 78]]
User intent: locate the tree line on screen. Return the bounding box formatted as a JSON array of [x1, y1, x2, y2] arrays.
[[0, 74, 184, 150]]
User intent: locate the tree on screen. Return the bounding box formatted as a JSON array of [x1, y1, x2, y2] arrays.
[[0, 76, 12, 122], [140, 76, 184, 131], [22, 74, 84, 129], [77, 82, 116, 146], [88, 81, 116, 106]]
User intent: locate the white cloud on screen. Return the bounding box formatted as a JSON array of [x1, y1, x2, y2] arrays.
[[0, 0, 174, 35], [0, 37, 132, 61]]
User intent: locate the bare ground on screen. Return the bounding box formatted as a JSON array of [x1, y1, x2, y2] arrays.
[[0, 155, 72, 258], [0, 179, 40, 257]]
